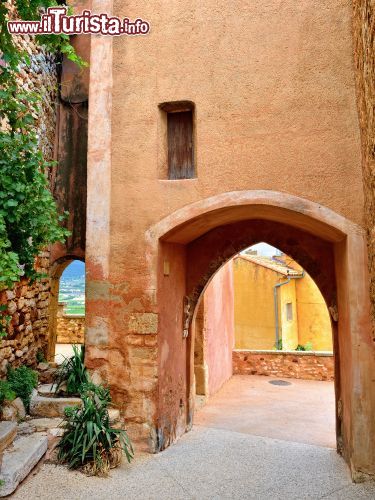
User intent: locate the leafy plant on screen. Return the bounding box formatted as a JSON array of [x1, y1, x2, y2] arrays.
[[0, 380, 16, 407], [7, 365, 38, 411], [0, 304, 11, 339], [0, 2, 86, 292], [36, 350, 46, 363], [54, 345, 89, 396], [58, 384, 134, 475], [274, 339, 283, 350], [295, 342, 313, 352]]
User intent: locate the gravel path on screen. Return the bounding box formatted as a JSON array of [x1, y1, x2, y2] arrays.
[[13, 426, 375, 500]]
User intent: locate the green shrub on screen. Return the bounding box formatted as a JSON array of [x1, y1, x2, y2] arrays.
[[274, 339, 283, 350], [0, 380, 16, 406], [7, 365, 38, 411], [36, 350, 46, 363], [295, 342, 313, 352], [54, 345, 89, 396], [58, 384, 133, 475]]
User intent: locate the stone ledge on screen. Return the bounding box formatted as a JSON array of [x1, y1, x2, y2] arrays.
[[233, 349, 334, 357], [0, 434, 48, 497]]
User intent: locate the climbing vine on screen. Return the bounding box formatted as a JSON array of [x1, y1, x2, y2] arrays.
[[0, 1, 85, 290]]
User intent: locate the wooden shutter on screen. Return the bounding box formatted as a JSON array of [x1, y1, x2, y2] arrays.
[[167, 110, 194, 179]]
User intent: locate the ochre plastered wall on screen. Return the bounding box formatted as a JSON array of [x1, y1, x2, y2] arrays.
[[233, 257, 281, 350], [85, 0, 375, 479], [233, 256, 333, 351], [295, 273, 333, 351]]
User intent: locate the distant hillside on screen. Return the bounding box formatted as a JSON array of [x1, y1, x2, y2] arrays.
[[59, 261, 85, 315]]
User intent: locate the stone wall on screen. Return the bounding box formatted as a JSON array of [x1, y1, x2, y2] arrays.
[[233, 350, 334, 381], [0, 1, 58, 374], [352, 1, 375, 328], [0, 253, 51, 376], [56, 303, 85, 344]]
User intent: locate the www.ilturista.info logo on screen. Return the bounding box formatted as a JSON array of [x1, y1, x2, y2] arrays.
[[7, 7, 150, 36]]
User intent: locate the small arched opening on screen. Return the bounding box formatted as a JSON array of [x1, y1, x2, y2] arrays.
[[47, 256, 85, 363]]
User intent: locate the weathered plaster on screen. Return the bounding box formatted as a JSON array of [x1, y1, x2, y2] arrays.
[[84, 0, 375, 480]]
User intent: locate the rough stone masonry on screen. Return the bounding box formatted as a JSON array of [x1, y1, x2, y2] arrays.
[[0, 1, 58, 374]]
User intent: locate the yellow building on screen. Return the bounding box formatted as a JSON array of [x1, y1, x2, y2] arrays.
[[233, 254, 333, 352]]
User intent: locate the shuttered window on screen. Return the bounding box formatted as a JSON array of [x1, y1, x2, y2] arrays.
[[159, 101, 195, 179], [167, 110, 194, 179]]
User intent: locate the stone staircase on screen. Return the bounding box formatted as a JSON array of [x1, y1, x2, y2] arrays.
[[0, 422, 48, 497], [0, 385, 121, 496]]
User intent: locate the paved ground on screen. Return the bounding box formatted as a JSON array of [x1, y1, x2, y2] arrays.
[[13, 376, 375, 499], [195, 375, 336, 448]]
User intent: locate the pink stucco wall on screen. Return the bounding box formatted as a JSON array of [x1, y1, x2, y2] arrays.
[[204, 262, 234, 396]]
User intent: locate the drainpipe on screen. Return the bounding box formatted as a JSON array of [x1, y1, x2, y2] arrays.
[[273, 271, 305, 349]]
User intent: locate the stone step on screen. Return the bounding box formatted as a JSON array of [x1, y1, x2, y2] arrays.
[[29, 390, 82, 418], [0, 422, 17, 454], [37, 383, 58, 397], [0, 434, 48, 497], [17, 417, 64, 436]]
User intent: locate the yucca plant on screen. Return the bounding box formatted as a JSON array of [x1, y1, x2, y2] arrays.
[[54, 344, 89, 396], [57, 383, 133, 475]]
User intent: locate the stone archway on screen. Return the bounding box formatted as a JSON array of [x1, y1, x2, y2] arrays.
[[47, 255, 85, 361], [149, 190, 375, 481]]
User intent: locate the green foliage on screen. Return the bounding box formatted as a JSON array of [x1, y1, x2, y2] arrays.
[[0, 305, 11, 339], [0, 2, 86, 293], [58, 384, 134, 475], [295, 342, 313, 352], [0, 1, 86, 74], [274, 339, 283, 350], [36, 349, 46, 363], [7, 365, 38, 411], [54, 345, 89, 396], [0, 379, 16, 407], [0, 128, 70, 284]]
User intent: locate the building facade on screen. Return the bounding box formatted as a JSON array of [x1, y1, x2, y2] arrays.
[[46, 0, 375, 480]]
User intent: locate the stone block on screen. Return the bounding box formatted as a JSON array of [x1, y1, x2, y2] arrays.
[[1, 398, 26, 422], [128, 313, 158, 334], [37, 362, 49, 372], [37, 384, 58, 397], [29, 391, 82, 418], [7, 302, 17, 315], [0, 422, 17, 454], [0, 434, 48, 496], [29, 417, 63, 432]]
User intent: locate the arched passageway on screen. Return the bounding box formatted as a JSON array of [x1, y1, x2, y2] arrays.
[[149, 190, 375, 480], [192, 244, 336, 448]]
